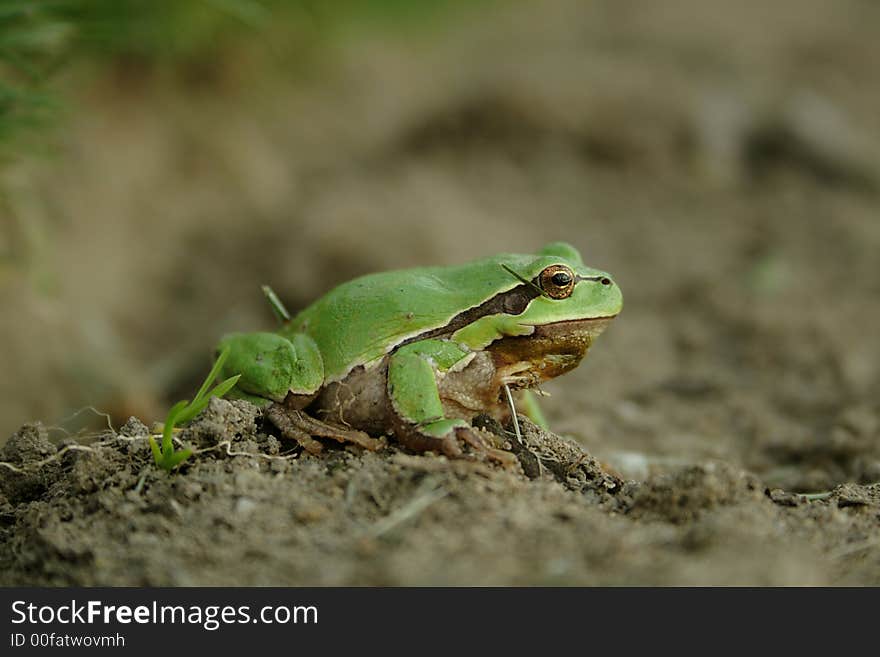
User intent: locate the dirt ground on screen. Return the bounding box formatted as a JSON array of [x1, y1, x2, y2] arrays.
[[1, 0, 879, 585]]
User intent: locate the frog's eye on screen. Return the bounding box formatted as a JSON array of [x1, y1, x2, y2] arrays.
[[538, 265, 576, 299], [552, 271, 572, 286]]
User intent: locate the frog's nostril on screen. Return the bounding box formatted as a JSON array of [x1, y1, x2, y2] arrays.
[[600, 277, 611, 286]]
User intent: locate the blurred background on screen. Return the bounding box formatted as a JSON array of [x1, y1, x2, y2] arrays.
[[2, 0, 879, 491]]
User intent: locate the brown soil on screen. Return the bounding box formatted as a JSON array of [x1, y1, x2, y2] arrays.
[[2, 402, 878, 585], [1, 0, 879, 585]]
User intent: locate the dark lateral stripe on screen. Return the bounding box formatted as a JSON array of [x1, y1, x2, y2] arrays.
[[397, 283, 541, 348], [395, 272, 605, 351]]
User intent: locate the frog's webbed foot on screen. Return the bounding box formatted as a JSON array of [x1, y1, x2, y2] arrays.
[[265, 404, 383, 455]]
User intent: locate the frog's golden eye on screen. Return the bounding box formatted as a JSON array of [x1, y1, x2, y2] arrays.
[[538, 265, 576, 299]]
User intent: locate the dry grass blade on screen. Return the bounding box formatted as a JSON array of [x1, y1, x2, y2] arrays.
[[369, 479, 449, 538]]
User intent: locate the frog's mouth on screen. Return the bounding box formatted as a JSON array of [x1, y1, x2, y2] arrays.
[[487, 316, 617, 390]]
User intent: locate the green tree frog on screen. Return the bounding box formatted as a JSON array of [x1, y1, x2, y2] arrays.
[[216, 242, 622, 462]]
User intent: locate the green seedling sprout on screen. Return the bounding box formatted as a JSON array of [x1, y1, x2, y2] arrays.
[[262, 284, 291, 322], [149, 346, 240, 472]]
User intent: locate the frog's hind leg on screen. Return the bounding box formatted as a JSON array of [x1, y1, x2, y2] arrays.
[[388, 340, 517, 467], [265, 404, 383, 454]]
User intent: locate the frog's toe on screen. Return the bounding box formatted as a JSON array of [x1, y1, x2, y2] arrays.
[[393, 418, 518, 467], [398, 431, 462, 458], [265, 404, 383, 453], [456, 427, 520, 469], [291, 410, 384, 451], [265, 404, 325, 455]]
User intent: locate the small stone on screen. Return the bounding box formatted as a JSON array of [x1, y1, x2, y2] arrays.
[[119, 417, 150, 438], [834, 484, 873, 508], [235, 497, 258, 515], [766, 488, 800, 507], [0, 423, 61, 504], [2, 423, 56, 463]]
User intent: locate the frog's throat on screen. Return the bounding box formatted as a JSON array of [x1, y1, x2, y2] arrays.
[[486, 316, 616, 389]]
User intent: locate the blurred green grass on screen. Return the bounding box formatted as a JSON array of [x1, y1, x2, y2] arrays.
[[0, 0, 490, 282], [0, 0, 485, 163], [1, 2, 69, 162]]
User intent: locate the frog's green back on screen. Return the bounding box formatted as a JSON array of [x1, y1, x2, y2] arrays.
[[286, 250, 586, 382]]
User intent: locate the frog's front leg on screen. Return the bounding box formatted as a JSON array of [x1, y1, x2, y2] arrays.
[[387, 339, 516, 466], [218, 331, 325, 404]]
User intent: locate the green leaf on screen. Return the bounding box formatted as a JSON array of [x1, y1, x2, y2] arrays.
[[176, 374, 240, 425], [148, 435, 163, 466], [174, 396, 209, 426], [262, 285, 291, 322], [208, 373, 241, 401], [151, 346, 240, 474], [168, 448, 193, 469], [161, 399, 189, 454], [194, 346, 230, 403]]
